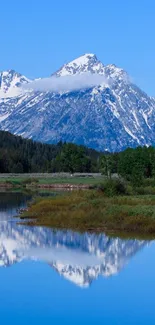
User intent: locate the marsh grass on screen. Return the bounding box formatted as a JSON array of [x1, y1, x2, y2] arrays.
[[19, 190, 155, 239]]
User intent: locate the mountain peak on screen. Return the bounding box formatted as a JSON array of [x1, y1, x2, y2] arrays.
[[54, 53, 105, 77], [68, 53, 98, 66], [104, 64, 129, 81], [0, 69, 30, 99]]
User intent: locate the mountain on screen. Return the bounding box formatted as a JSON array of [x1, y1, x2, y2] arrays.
[[0, 54, 155, 151], [0, 69, 30, 99], [54, 53, 105, 76]]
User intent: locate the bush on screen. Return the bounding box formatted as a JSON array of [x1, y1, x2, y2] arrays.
[[5, 179, 21, 185], [102, 179, 127, 197], [5, 180, 13, 184], [134, 186, 155, 195], [142, 178, 155, 187], [21, 178, 39, 185]]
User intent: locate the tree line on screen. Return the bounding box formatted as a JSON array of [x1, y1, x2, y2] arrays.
[[0, 131, 101, 173], [100, 146, 155, 185], [1, 130, 155, 180]]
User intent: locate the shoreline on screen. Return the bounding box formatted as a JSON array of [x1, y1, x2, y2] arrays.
[[0, 174, 104, 189], [26, 183, 91, 189], [0, 183, 92, 189]]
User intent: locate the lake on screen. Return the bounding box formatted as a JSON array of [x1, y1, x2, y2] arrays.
[[0, 191, 155, 324]]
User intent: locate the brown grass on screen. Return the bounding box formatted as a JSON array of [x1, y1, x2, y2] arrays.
[[19, 190, 155, 239]]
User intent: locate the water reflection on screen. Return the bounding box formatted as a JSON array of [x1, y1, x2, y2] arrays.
[[0, 191, 32, 220], [0, 192, 147, 287]]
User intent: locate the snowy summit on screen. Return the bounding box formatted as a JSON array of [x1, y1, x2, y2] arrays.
[[0, 53, 155, 151]]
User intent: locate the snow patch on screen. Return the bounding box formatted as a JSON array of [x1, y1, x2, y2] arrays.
[[0, 113, 10, 122], [124, 125, 140, 143]]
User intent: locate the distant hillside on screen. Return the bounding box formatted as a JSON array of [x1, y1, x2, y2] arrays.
[[0, 130, 101, 173]]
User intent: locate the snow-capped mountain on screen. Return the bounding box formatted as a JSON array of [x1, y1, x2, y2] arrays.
[[0, 70, 30, 98], [0, 54, 155, 151], [54, 53, 105, 76]]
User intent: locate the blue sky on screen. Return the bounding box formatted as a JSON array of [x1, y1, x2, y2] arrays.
[[1, 0, 155, 95]]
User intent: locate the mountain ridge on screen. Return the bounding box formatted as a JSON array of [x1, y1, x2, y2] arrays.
[[0, 53, 154, 151]]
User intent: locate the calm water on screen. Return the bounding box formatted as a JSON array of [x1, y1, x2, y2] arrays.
[[0, 192, 155, 324]]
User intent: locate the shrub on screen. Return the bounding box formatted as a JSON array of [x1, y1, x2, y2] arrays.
[[5, 179, 21, 185], [5, 180, 13, 184], [102, 179, 127, 197], [22, 178, 39, 185], [134, 186, 155, 195]]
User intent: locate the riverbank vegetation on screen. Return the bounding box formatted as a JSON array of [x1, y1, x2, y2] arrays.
[[19, 185, 155, 239]]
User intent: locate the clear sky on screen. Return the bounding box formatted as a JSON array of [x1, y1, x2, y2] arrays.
[[1, 0, 155, 95]]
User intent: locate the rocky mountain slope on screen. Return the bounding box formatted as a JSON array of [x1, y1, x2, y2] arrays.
[[0, 54, 154, 151]]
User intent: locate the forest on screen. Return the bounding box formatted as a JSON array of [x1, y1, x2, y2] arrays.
[[1, 130, 155, 184], [101, 146, 155, 186], [0, 131, 101, 173]]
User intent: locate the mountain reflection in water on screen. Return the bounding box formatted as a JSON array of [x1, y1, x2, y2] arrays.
[[0, 192, 147, 287]]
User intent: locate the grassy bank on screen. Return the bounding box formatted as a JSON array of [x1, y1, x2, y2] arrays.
[[1, 174, 155, 194], [19, 189, 155, 239], [0, 174, 104, 188]]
